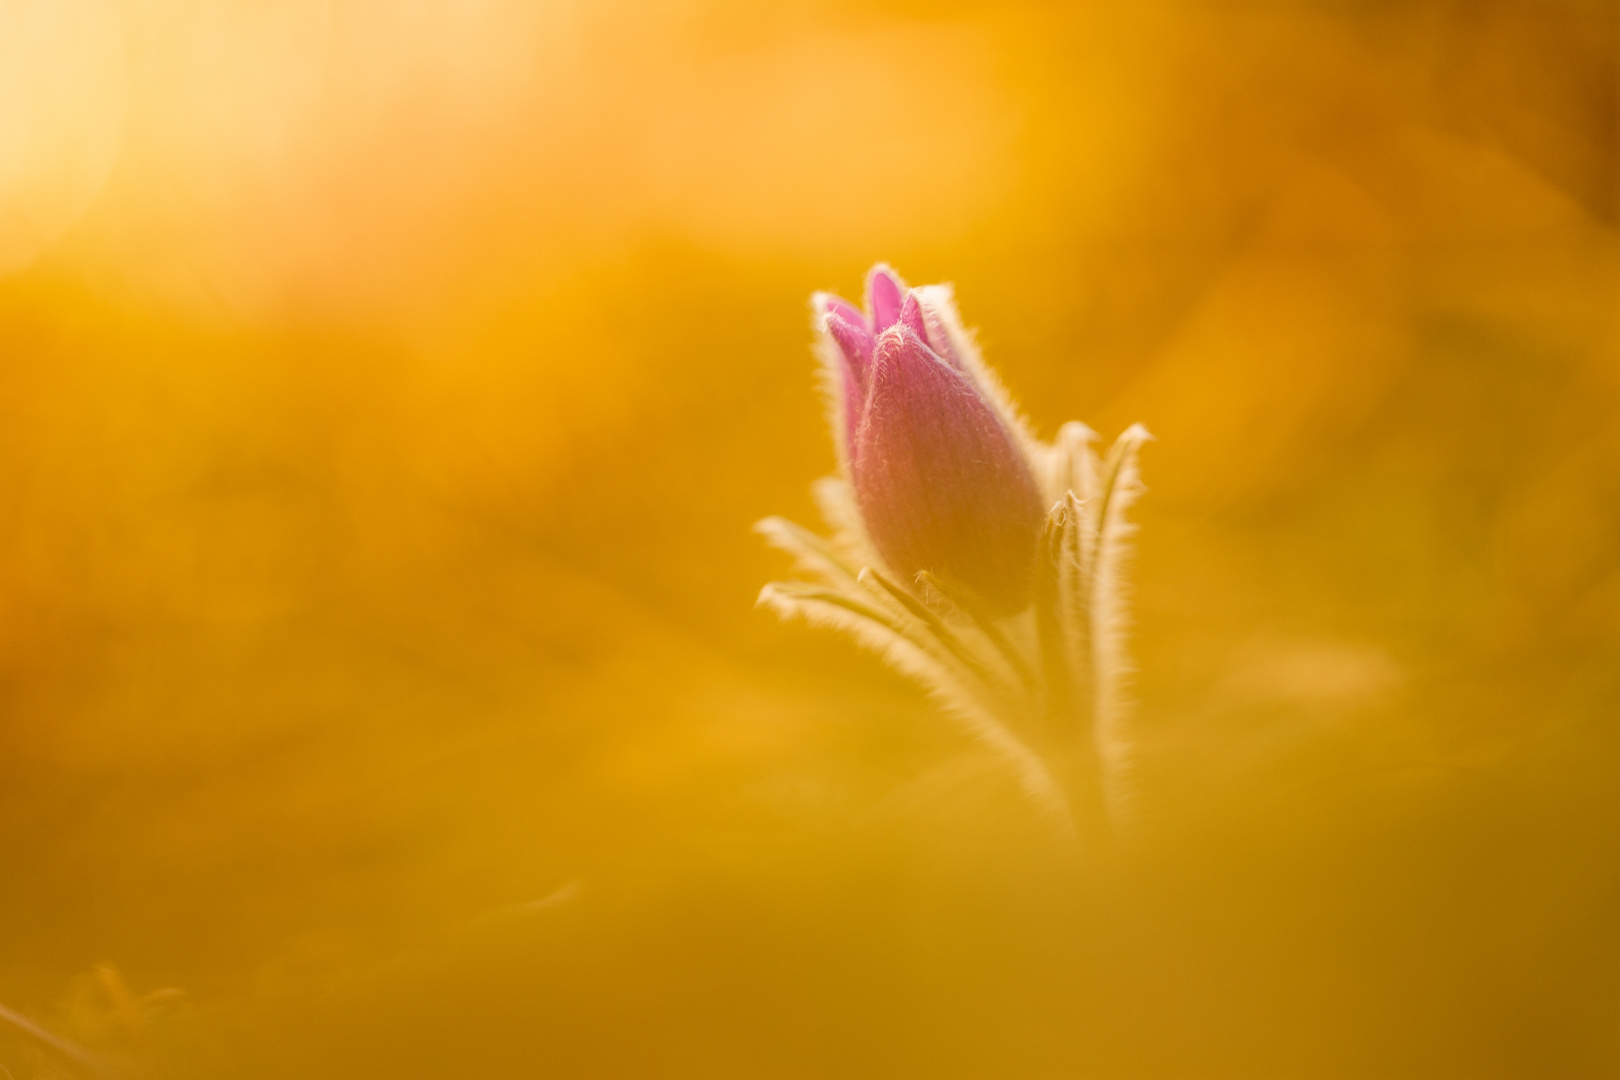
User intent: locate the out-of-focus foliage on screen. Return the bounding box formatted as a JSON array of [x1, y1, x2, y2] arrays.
[[0, 1, 1616, 1076]]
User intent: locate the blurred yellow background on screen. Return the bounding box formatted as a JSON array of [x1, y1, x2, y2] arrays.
[[1, 1, 1618, 1076]]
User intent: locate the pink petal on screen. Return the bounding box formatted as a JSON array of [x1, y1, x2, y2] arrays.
[[897, 292, 929, 341], [818, 294, 869, 332], [824, 311, 876, 447], [913, 292, 963, 368], [866, 265, 906, 332], [825, 311, 875, 377], [850, 327, 1042, 613]]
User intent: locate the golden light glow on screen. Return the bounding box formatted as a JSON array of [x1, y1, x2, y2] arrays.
[[1, 2, 1616, 1077]]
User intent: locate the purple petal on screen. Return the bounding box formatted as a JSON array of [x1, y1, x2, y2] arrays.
[[850, 327, 1043, 613], [866, 265, 906, 332]]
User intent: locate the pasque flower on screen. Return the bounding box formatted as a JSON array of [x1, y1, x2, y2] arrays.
[[757, 264, 1151, 841], [820, 267, 1044, 614]]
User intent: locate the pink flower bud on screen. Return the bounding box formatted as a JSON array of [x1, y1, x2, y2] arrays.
[[816, 266, 1044, 613]]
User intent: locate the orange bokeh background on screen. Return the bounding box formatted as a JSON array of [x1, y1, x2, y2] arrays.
[[1, 2, 1617, 1076]]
